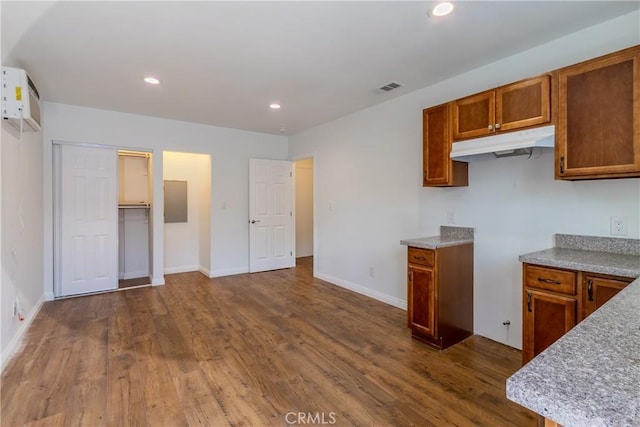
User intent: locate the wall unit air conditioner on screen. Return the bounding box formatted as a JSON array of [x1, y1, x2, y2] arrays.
[[2, 66, 41, 132]]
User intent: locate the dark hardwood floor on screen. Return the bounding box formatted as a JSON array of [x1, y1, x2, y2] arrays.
[[1, 257, 535, 426], [118, 276, 151, 289]]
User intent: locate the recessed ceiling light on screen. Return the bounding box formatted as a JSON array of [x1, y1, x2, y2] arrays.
[[270, 104, 281, 109], [144, 77, 160, 85], [431, 2, 454, 17], [279, 128, 287, 132]]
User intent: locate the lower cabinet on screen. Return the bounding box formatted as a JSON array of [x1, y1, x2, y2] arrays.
[[582, 274, 633, 318], [522, 264, 633, 364], [407, 244, 473, 349], [522, 289, 576, 364]]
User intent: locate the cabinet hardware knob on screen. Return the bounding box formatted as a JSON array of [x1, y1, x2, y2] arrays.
[[560, 156, 565, 174], [488, 124, 494, 131], [495, 123, 501, 129], [414, 256, 426, 261], [537, 277, 561, 285], [527, 293, 532, 312], [587, 279, 594, 302]]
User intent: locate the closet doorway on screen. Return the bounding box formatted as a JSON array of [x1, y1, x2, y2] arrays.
[[163, 151, 212, 276], [53, 143, 154, 297], [118, 150, 153, 289]]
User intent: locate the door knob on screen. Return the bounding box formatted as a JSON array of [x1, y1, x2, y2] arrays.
[[250, 219, 260, 224]]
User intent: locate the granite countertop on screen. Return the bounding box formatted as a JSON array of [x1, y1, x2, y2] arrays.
[[519, 247, 640, 278], [508, 234, 640, 426], [506, 276, 640, 426], [400, 226, 474, 249]]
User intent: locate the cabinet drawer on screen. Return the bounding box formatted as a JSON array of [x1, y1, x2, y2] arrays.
[[408, 247, 435, 267], [525, 265, 576, 295]]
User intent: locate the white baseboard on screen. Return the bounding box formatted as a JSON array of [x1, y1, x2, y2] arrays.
[[209, 267, 249, 278], [296, 251, 313, 258], [151, 276, 165, 286], [44, 291, 54, 301], [199, 265, 211, 277], [164, 265, 199, 275], [314, 271, 407, 310], [1, 296, 44, 373]]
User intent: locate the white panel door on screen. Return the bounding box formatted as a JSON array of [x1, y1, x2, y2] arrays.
[[59, 144, 118, 296], [249, 158, 294, 273]]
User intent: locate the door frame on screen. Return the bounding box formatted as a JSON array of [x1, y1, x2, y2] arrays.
[[52, 140, 155, 297], [291, 152, 317, 274]]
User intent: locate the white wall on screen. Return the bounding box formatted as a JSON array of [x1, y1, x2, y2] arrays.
[[1, 123, 44, 368], [288, 11, 640, 349], [118, 209, 149, 280], [295, 158, 314, 257], [163, 151, 211, 274], [42, 102, 288, 298]]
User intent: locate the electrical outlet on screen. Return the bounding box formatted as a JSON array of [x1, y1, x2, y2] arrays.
[[610, 216, 628, 236]]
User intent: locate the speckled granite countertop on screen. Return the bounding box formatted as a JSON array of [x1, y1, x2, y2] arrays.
[[519, 247, 640, 278], [400, 226, 473, 249], [506, 276, 640, 426], [508, 234, 640, 426]]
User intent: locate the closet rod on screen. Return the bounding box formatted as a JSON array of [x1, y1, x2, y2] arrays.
[[119, 204, 151, 209]]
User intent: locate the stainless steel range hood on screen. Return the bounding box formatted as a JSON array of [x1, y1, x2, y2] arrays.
[[450, 125, 555, 159]]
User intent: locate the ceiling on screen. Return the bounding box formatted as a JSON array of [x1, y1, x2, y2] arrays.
[[2, 1, 638, 136]]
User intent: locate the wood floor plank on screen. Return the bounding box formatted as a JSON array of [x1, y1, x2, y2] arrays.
[[1, 257, 536, 426], [106, 351, 147, 426], [22, 412, 66, 427]]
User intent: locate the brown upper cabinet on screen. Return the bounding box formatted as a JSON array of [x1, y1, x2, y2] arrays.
[[556, 46, 640, 180], [423, 104, 468, 187], [451, 75, 551, 141]]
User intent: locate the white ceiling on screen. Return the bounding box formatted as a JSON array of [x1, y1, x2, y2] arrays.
[[2, 1, 638, 135]]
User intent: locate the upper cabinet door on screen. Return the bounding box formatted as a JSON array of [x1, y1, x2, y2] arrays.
[[557, 46, 640, 179], [496, 75, 551, 132], [423, 104, 468, 187], [451, 91, 495, 140], [423, 105, 450, 186]]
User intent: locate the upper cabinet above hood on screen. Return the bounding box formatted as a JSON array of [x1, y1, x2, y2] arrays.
[[450, 125, 555, 159]]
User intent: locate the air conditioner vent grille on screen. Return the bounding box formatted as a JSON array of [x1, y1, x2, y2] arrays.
[[373, 81, 404, 94]]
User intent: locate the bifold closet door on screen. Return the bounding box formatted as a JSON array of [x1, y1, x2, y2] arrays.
[[59, 144, 118, 296]]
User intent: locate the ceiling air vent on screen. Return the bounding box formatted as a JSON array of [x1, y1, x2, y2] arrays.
[[372, 81, 404, 95]]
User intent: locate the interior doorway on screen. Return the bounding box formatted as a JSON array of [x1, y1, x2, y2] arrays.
[[162, 151, 212, 276], [294, 158, 314, 264]]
